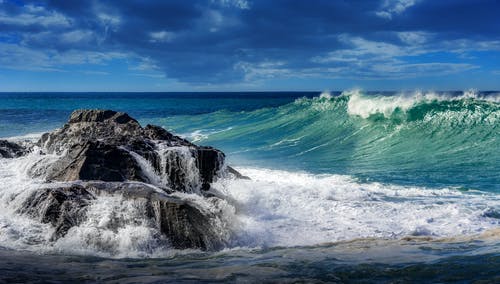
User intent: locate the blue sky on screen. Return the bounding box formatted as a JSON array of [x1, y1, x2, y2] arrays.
[[0, 0, 499, 91]]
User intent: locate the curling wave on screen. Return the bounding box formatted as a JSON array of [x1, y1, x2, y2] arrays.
[[163, 90, 499, 191]]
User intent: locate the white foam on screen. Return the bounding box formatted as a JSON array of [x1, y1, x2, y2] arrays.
[[1, 132, 45, 142], [157, 144, 201, 193], [52, 194, 170, 258], [2, 150, 499, 256], [344, 89, 500, 118], [319, 90, 332, 99], [212, 167, 500, 247], [181, 127, 233, 142]]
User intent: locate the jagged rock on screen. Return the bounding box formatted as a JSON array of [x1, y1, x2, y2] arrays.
[[196, 147, 225, 190], [0, 140, 27, 158], [18, 182, 228, 250], [18, 109, 242, 251], [18, 184, 95, 239], [35, 109, 229, 192], [227, 166, 251, 180], [41, 140, 148, 183]]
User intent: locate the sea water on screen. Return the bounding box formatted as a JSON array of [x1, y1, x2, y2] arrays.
[[0, 90, 499, 282]]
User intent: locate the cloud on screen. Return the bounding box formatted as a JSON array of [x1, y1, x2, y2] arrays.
[[0, 43, 128, 71], [149, 31, 175, 43], [213, 0, 250, 10], [0, 0, 499, 87], [397, 31, 429, 45], [376, 0, 419, 19], [0, 3, 71, 28]]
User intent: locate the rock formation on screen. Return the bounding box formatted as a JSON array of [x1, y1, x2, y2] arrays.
[[35, 109, 225, 192], [3, 109, 242, 250], [0, 140, 28, 158]]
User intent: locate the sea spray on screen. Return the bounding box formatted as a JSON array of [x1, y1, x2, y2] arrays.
[[0, 149, 238, 257], [212, 167, 500, 247], [157, 145, 201, 193]]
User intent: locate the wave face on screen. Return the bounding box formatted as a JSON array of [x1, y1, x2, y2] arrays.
[[162, 90, 499, 191]]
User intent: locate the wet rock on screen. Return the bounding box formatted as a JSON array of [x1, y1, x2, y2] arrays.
[[19, 109, 240, 250], [196, 147, 225, 190], [42, 141, 147, 183], [18, 182, 228, 249], [35, 109, 230, 192], [227, 166, 251, 180], [0, 140, 27, 158], [18, 184, 95, 239]]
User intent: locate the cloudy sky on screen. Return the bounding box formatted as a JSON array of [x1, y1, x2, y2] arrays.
[[0, 0, 499, 91]]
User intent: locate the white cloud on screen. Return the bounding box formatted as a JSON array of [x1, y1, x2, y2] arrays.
[[81, 70, 109, 76], [0, 4, 71, 27], [312, 35, 422, 64], [398, 31, 429, 45], [60, 30, 95, 44], [371, 62, 478, 77], [130, 57, 160, 71], [0, 43, 128, 71], [376, 0, 419, 19], [310, 34, 484, 79], [213, 0, 250, 10], [97, 13, 121, 29], [235, 61, 290, 81], [149, 31, 175, 43]]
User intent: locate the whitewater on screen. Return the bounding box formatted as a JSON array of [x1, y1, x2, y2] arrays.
[[0, 90, 499, 282]]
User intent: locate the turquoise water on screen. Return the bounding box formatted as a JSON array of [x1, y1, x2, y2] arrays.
[[1, 90, 499, 282], [2, 90, 497, 191]]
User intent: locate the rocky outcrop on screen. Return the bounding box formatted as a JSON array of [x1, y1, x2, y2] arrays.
[[19, 184, 95, 239], [11, 109, 244, 250], [34, 109, 225, 193], [0, 140, 27, 158], [18, 182, 228, 250]]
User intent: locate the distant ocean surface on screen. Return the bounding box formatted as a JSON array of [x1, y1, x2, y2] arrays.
[[1, 90, 500, 282]]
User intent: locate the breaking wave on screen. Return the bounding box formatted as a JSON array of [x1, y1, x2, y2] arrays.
[[166, 90, 499, 191]]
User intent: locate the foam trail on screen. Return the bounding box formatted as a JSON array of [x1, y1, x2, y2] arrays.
[[157, 144, 201, 193], [213, 167, 500, 247]]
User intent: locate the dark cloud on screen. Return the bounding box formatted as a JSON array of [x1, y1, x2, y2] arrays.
[[1, 0, 499, 84]]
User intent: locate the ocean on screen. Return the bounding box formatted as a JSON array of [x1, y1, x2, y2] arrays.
[[0, 90, 499, 282]]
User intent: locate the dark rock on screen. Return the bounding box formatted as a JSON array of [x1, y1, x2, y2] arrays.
[[35, 109, 228, 192], [44, 141, 148, 182], [149, 199, 223, 250], [0, 140, 27, 158], [18, 182, 228, 249], [18, 184, 95, 239], [196, 147, 225, 190], [227, 166, 251, 180], [39, 109, 144, 154], [143, 124, 191, 146], [20, 109, 243, 250]]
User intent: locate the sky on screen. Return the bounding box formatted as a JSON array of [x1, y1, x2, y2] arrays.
[[0, 0, 499, 92]]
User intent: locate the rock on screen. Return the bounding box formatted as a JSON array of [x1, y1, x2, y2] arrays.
[[35, 109, 229, 192], [43, 141, 148, 183], [18, 184, 95, 239], [19, 109, 241, 250], [18, 182, 228, 249], [196, 147, 225, 190], [227, 166, 251, 180], [0, 140, 27, 158]]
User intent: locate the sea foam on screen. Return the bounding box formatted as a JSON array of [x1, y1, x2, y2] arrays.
[[212, 167, 500, 248]]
